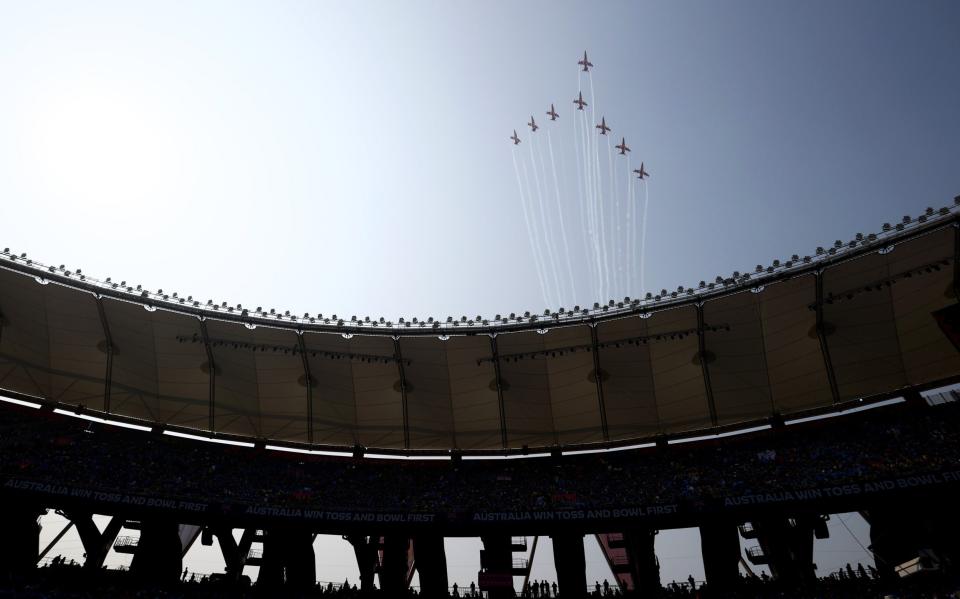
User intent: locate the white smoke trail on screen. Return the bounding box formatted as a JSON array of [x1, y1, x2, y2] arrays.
[[625, 154, 634, 296], [640, 179, 650, 298], [572, 97, 591, 296], [547, 130, 578, 303], [573, 73, 589, 296], [584, 110, 603, 299], [528, 135, 563, 307], [580, 107, 597, 295], [576, 74, 602, 298], [519, 144, 555, 307], [552, 116, 577, 305], [512, 149, 551, 308], [588, 72, 610, 302], [606, 136, 621, 299]]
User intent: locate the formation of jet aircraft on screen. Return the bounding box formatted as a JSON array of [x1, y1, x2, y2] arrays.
[[578, 51, 593, 72], [596, 117, 610, 135], [573, 91, 587, 111], [508, 52, 649, 179]]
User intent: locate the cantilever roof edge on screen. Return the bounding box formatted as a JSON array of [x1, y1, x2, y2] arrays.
[[0, 202, 957, 337]]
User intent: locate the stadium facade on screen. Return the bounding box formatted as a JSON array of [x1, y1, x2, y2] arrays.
[[1, 201, 959, 596]]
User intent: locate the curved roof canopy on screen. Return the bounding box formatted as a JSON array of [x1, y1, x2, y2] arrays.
[[0, 205, 958, 451]]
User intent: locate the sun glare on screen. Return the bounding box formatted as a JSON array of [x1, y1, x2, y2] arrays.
[[25, 79, 184, 209]]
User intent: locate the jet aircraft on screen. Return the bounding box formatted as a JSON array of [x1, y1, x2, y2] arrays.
[[596, 117, 611, 135], [511, 130, 521, 145], [616, 137, 631, 154], [573, 92, 588, 110], [578, 51, 593, 72], [527, 116, 539, 132], [546, 104, 559, 121], [634, 162, 650, 179]]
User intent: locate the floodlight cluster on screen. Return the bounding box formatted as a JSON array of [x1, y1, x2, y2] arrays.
[[1, 199, 957, 336]]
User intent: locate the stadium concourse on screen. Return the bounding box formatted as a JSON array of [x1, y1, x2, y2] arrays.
[[1, 203, 960, 597]]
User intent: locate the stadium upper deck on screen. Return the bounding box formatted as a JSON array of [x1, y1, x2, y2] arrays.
[[0, 201, 958, 452]]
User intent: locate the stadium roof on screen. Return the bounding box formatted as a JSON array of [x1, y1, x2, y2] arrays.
[[0, 202, 958, 451]]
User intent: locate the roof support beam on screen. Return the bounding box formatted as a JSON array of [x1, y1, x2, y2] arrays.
[[696, 303, 718, 427], [814, 272, 841, 404], [393, 337, 410, 450], [754, 294, 777, 417], [94, 296, 114, 413], [297, 332, 314, 444], [490, 335, 508, 449], [589, 324, 610, 442], [199, 319, 216, 432]]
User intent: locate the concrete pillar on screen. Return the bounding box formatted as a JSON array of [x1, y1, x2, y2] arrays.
[[67, 513, 123, 573], [380, 535, 410, 593], [480, 534, 513, 599], [258, 529, 284, 587], [286, 531, 316, 589], [700, 522, 741, 592], [215, 527, 255, 582], [552, 534, 586, 597], [865, 507, 926, 579], [623, 529, 660, 596], [415, 534, 448, 598], [130, 520, 182, 585], [346, 535, 379, 591], [258, 529, 315, 589], [0, 505, 43, 580], [751, 517, 816, 584]]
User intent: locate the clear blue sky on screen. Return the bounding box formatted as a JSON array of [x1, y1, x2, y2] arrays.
[[2, 0, 958, 588]]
